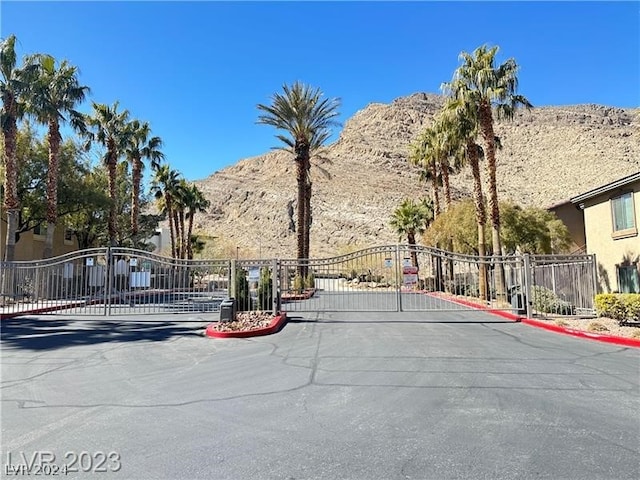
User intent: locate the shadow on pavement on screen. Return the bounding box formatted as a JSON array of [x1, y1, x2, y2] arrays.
[[0, 316, 205, 351], [285, 316, 517, 325]]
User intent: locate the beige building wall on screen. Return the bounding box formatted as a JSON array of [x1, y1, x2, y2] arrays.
[[0, 216, 79, 261], [548, 202, 586, 252], [581, 181, 640, 293]]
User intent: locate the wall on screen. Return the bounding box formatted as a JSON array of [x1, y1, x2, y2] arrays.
[[0, 217, 79, 261], [548, 201, 586, 252], [582, 180, 640, 293]]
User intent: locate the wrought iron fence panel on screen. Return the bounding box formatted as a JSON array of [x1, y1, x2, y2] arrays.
[[0, 247, 597, 318], [529, 254, 596, 317]]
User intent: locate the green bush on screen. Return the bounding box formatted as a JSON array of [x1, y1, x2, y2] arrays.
[[595, 293, 640, 324], [532, 285, 575, 315], [257, 267, 273, 311], [293, 274, 304, 294], [235, 268, 250, 311], [305, 271, 315, 289]]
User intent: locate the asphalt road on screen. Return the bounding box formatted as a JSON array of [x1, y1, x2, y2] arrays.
[[1, 310, 638, 480]]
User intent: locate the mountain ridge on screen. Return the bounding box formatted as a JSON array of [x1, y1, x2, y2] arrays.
[[192, 92, 639, 258]]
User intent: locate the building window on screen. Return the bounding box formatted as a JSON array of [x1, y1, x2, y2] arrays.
[[617, 264, 640, 293], [64, 227, 74, 245], [611, 192, 636, 234]]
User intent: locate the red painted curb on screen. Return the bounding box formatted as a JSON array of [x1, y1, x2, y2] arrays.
[[205, 313, 288, 339], [426, 291, 639, 348], [426, 292, 524, 322], [521, 318, 640, 348]]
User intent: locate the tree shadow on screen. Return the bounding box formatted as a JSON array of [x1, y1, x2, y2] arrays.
[[0, 316, 206, 351]]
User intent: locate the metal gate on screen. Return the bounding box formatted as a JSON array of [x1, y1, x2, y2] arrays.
[[0, 248, 230, 316], [0, 246, 597, 318], [279, 245, 529, 314]]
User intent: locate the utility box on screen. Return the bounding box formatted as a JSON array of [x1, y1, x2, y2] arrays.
[[220, 298, 237, 322]]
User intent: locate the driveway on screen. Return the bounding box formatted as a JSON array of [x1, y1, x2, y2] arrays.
[[1, 311, 638, 479]]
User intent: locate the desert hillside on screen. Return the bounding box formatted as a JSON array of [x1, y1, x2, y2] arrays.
[[192, 93, 640, 258]]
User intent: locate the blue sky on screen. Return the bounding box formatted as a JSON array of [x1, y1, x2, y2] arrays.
[[3, 1, 639, 182]]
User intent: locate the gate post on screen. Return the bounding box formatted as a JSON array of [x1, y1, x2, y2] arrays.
[[523, 253, 532, 319], [105, 247, 112, 316], [590, 253, 598, 295], [230, 259, 236, 299], [395, 244, 402, 312], [272, 258, 279, 314]]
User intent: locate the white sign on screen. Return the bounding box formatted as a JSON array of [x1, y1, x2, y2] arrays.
[[130, 271, 151, 288], [248, 267, 260, 282], [129, 258, 138, 267], [85, 257, 94, 266], [402, 258, 412, 267], [384, 258, 393, 268]]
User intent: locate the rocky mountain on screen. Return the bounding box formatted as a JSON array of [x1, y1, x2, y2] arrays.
[[193, 93, 639, 258]]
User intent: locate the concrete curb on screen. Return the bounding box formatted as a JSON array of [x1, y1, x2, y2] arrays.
[[205, 313, 288, 339]]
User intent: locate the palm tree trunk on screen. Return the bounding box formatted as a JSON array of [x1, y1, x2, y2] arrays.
[[173, 210, 181, 258], [440, 159, 452, 210], [304, 177, 312, 260], [43, 119, 61, 258], [467, 140, 488, 301], [131, 155, 142, 238], [107, 150, 118, 247], [186, 213, 194, 260], [479, 101, 506, 302], [295, 156, 306, 279], [2, 106, 19, 262], [179, 211, 186, 259], [408, 232, 418, 271], [430, 159, 441, 217], [165, 198, 176, 258]]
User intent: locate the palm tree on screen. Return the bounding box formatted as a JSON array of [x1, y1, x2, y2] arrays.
[[1, 34, 37, 261], [257, 81, 340, 275], [183, 183, 210, 259], [446, 44, 532, 300], [125, 119, 164, 238], [150, 163, 181, 258], [410, 127, 442, 216], [390, 198, 434, 270], [439, 97, 488, 299], [27, 54, 89, 257], [83, 102, 131, 246]]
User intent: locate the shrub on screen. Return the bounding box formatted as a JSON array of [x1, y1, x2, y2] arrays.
[[587, 321, 609, 332], [235, 268, 250, 311], [305, 271, 315, 290], [293, 274, 304, 293], [532, 285, 575, 315], [595, 293, 640, 324], [258, 267, 273, 311]]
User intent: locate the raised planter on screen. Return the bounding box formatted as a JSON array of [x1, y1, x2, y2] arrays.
[[205, 313, 287, 339]]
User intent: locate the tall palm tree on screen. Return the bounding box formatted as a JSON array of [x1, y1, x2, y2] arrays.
[[82, 102, 131, 246], [182, 182, 210, 259], [446, 44, 532, 300], [27, 54, 89, 258], [410, 127, 442, 217], [125, 119, 164, 238], [257, 81, 340, 275], [1, 35, 37, 261], [390, 198, 434, 270], [150, 163, 181, 258], [173, 178, 191, 259]]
